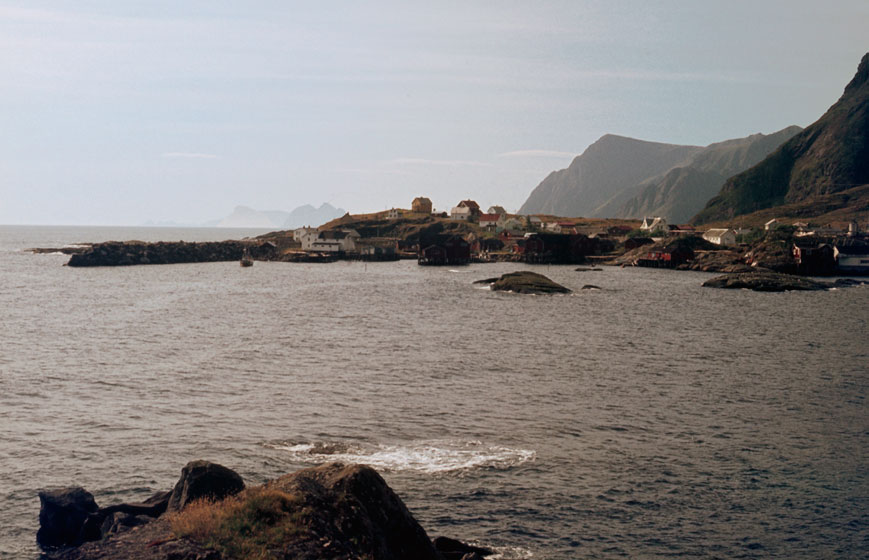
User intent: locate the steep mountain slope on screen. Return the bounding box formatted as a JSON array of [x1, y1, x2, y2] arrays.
[[605, 126, 802, 222], [518, 135, 702, 217], [694, 52, 869, 224]]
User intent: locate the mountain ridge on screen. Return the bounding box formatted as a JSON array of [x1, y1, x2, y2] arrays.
[[693, 52, 869, 223]]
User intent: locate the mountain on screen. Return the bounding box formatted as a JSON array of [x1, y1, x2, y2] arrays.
[[518, 135, 702, 217], [214, 203, 345, 229], [602, 126, 802, 223], [281, 203, 346, 229], [216, 206, 289, 228], [694, 52, 869, 224]]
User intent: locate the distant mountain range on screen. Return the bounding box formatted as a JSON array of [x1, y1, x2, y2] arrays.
[[518, 127, 803, 223], [212, 203, 346, 229], [144, 203, 346, 229], [694, 52, 869, 224]]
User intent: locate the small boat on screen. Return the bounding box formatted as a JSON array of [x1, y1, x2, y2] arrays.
[[240, 249, 253, 267]]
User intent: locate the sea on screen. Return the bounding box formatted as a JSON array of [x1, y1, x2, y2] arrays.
[[0, 225, 866, 559]]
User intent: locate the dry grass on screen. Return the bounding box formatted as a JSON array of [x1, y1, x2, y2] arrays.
[[167, 486, 307, 559]]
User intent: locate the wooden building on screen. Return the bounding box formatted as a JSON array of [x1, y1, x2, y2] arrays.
[[418, 235, 471, 265]]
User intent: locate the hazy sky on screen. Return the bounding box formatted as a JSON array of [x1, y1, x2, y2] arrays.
[[1, 1, 866, 225]]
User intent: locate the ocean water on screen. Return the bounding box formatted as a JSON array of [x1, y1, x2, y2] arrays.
[[0, 225, 867, 559]]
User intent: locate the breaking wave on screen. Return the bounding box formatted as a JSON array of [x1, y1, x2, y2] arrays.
[[263, 439, 536, 474]]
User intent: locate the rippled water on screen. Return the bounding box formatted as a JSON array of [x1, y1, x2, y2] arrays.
[[1, 225, 867, 559]]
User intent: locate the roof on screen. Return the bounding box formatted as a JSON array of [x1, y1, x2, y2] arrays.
[[487, 205, 507, 214], [412, 196, 431, 203], [458, 200, 480, 210], [704, 228, 733, 237], [479, 214, 500, 222]]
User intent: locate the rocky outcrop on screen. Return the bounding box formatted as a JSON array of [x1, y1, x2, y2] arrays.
[[166, 461, 245, 513], [66, 241, 277, 267], [702, 271, 830, 291], [480, 271, 571, 294], [695, 52, 869, 223], [261, 463, 444, 560], [40, 461, 490, 560], [39, 461, 243, 555], [37, 488, 101, 548]]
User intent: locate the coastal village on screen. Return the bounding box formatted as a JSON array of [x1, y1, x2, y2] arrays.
[[251, 195, 869, 276]]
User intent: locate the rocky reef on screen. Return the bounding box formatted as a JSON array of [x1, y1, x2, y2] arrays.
[[66, 241, 277, 267], [38, 461, 492, 560], [702, 270, 831, 292], [476, 271, 571, 294]]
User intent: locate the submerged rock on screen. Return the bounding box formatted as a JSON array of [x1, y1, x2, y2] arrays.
[[486, 271, 571, 294], [702, 271, 829, 292]]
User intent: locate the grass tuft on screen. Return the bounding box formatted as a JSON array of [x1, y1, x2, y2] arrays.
[[167, 486, 307, 559]]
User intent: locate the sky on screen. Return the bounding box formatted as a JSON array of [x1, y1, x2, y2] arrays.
[[1, 1, 867, 225]]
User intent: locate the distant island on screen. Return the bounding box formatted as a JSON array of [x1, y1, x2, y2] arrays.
[[142, 203, 346, 230]]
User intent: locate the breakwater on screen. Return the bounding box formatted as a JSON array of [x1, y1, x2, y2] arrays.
[[66, 240, 277, 267]]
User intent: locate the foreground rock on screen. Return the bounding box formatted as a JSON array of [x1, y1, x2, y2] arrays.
[[66, 240, 276, 267], [37, 488, 101, 548], [39, 460, 244, 553], [481, 271, 571, 294], [41, 461, 488, 560], [702, 271, 830, 291], [166, 461, 245, 513]]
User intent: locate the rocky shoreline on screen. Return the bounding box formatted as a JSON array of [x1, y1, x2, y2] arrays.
[[63, 241, 279, 267], [38, 461, 492, 560]]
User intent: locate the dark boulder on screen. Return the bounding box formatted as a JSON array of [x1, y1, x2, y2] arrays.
[[37, 487, 101, 548], [487, 271, 571, 294], [167, 461, 245, 512], [265, 462, 443, 560], [433, 535, 494, 559]]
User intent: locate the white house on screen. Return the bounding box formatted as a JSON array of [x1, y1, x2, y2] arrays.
[[640, 216, 668, 234], [293, 227, 318, 242], [487, 205, 507, 216], [702, 228, 737, 246], [527, 216, 543, 228], [386, 208, 401, 219], [301, 229, 361, 252], [479, 214, 500, 230], [450, 205, 473, 221]]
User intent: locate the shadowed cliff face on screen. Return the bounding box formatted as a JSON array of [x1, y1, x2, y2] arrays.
[[607, 126, 802, 223], [694, 52, 869, 224], [517, 125, 802, 223], [518, 135, 702, 217]]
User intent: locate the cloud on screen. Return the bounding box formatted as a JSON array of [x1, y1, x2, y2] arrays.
[[161, 152, 218, 159], [497, 149, 576, 159], [388, 158, 492, 168]]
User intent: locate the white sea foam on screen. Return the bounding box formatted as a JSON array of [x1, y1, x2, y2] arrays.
[[264, 439, 536, 474], [490, 545, 535, 559]]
